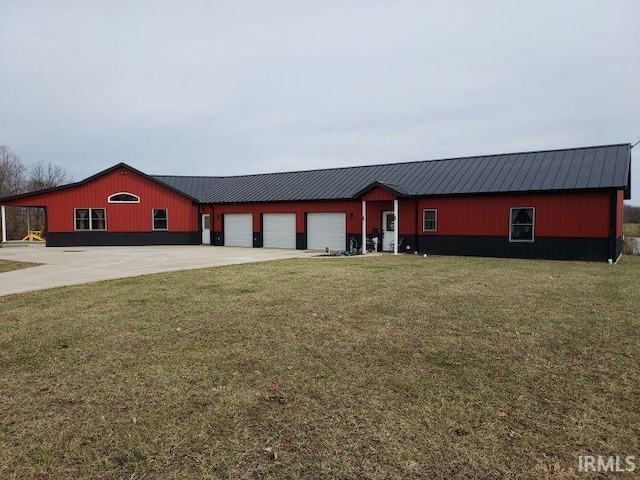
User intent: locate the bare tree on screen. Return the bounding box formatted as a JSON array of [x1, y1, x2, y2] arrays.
[[0, 145, 26, 196], [1, 146, 71, 240], [27, 160, 71, 191], [624, 205, 640, 223]]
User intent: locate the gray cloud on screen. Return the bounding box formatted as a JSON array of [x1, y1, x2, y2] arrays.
[[1, 0, 638, 202]]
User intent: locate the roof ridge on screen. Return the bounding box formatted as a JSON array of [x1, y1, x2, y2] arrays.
[[152, 174, 220, 179], [198, 143, 631, 203], [165, 142, 631, 181]]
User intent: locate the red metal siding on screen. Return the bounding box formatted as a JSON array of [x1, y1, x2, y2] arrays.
[[416, 192, 611, 238], [399, 199, 417, 234], [365, 201, 391, 234], [362, 187, 396, 202], [212, 201, 362, 233], [4, 167, 198, 233], [362, 200, 416, 235], [617, 190, 624, 237], [210, 191, 611, 239], [6, 169, 613, 242]]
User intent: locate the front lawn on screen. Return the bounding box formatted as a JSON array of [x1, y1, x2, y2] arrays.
[[0, 255, 638, 478], [0, 259, 40, 273]]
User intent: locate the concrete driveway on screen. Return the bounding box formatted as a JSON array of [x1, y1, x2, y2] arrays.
[[0, 245, 316, 297]]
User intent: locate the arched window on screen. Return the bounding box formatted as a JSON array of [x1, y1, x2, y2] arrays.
[[108, 192, 140, 203]]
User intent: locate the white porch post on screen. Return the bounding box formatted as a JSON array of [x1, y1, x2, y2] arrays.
[[393, 199, 399, 255], [361, 200, 367, 254], [1, 205, 6, 243]]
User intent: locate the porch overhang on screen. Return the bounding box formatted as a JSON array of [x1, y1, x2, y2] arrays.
[[357, 181, 408, 256], [353, 181, 411, 200]]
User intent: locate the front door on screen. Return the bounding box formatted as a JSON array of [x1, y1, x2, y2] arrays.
[[201, 214, 211, 244], [382, 211, 395, 251]]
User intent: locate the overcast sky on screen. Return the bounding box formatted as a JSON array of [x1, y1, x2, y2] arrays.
[[1, 1, 639, 203]]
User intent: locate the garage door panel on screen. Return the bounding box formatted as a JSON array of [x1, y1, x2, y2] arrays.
[[307, 213, 346, 251], [263, 213, 296, 249], [224, 213, 253, 247]]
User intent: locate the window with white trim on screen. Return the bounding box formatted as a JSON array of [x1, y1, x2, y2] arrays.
[[509, 207, 535, 242], [153, 208, 168, 230], [108, 192, 140, 203], [423, 209, 437, 232], [75, 208, 106, 231]]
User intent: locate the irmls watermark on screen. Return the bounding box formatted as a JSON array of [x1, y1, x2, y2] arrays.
[[577, 455, 636, 473]]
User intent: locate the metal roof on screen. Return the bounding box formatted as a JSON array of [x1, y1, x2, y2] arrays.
[[152, 175, 220, 200], [1, 144, 630, 206], [153, 143, 631, 203]]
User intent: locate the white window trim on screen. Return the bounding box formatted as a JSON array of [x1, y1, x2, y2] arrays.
[[74, 208, 107, 231], [152, 208, 168, 231], [509, 207, 535, 243], [108, 192, 140, 203], [422, 209, 437, 232]]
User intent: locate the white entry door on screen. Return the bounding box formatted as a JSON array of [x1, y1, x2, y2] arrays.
[[307, 212, 346, 251], [263, 213, 296, 249], [201, 214, 211, 244], [224, 213, 253, 247], [382, 211, 395, 251]]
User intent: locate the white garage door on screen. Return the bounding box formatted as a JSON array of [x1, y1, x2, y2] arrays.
[[307, 212, 346, 251], [224, 213, 253, 247], [263, 213, 296, 249]]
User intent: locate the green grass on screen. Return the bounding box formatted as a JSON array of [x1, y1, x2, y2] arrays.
[[1, 255, 639, 479], [624, 223, 640, 237], [0, 259, 40, 273]]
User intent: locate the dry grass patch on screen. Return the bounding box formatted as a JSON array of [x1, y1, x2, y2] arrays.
[[0, 255, 639, 479], [624, 223, 640, 237], [0, 259, 40, 273]]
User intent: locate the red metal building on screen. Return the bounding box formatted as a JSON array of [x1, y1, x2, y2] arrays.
[[0, 144, 632, 261], [0, 164, 200, 246]]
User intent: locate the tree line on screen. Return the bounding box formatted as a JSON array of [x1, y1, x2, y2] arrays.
[[0, 146, 71, 240], [624, 205, 640, 223]]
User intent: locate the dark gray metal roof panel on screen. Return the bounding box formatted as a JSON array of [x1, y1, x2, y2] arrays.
[[421, 158, 452, 193], [540, 151, 564, 191], [454, 156, 484, 193], [587, 146, 607, 188], [154, 144, 630, 204], [574, 148, 594, 189], [458, 156, 489, 193], [502, 154, 525, 191], [484, 154, 514, 192], [513, 152, 541, 192], [550, 150, 573, 190], [153, 175, 219, 199], [395, 162, 417, 187], [563, 149, 583, 189], [507, 153, 532, 191], [400, 166, 420, 193], [529, 152, 553, 191], [476, 155, 501, 192], [610, 145, 626, 187], [413, 161, 437, 193], [453, 156, 483, 194], [437, 156, 469, 194], [600, 146, 617, 186]]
